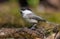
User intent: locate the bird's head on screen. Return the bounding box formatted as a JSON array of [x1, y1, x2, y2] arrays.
[[20, 8, 32, 15]]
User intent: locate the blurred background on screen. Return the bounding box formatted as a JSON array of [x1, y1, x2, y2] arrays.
[[0, 0, 60, 27]]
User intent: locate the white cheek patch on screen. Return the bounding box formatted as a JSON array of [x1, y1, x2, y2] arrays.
[[22, 10, 33, 14]]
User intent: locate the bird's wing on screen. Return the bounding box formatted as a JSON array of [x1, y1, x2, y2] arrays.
[[27, 13, 46, 22]]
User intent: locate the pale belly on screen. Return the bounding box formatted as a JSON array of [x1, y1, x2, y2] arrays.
[[25, 19, 38, 24]]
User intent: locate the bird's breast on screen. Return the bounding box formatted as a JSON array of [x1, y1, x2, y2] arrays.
[[25, 18, 38, 24]]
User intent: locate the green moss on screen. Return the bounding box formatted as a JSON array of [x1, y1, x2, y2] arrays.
[[28, 0, 39, 7]]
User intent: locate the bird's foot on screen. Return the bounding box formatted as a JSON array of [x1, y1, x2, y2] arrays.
[[30, 27, 36, 30]]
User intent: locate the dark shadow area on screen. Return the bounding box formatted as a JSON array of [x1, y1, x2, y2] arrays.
[[0, 0, 9, 3], [18, 0, 29, 8]]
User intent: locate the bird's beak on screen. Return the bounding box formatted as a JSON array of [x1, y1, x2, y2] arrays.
[[20, 9, 22, 14], [20, 11, 22, 14]]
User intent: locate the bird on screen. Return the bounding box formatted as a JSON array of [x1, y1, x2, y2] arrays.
[[20, 8, 46, 30]]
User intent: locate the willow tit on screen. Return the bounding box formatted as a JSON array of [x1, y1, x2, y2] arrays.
[[20, 8, 46, 30]]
